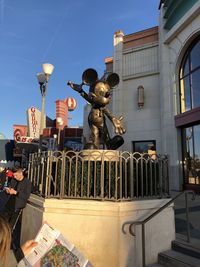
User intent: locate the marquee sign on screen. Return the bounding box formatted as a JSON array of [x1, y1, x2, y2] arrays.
[[27, 106, 42, 138], [13, 125, 28, 142], [16, 136, 34, 143]]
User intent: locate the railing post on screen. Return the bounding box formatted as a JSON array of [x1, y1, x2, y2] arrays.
[[130, 153, 134, 198], [142, 223, 146, 267], [141, 155, 144, 197], [39, 153, 45, 195], [158, 156, 163, 197], [45, 151, 51, 197], [60, 151, 66, 199], [28, 153, 31, 181], [185, 192, 191, 243], [101, 152, 105, 199], [47, 150, 53, 197], [165, 155, 170, 196]]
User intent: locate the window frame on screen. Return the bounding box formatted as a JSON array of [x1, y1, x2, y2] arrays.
[[179, 37, 200, 113], [132, 140, 156, 153]]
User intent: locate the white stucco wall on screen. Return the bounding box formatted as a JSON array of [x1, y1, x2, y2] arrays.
[[112, 32, 161, 153], [121, 74, 161, 152]]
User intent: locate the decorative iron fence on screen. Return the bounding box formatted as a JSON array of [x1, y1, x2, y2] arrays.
[[28, 150, 169, 201]]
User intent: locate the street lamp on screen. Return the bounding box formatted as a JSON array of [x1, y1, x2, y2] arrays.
[[36, 63, 54, 152], [53, 134, 58, 150], [56, 117, 63, 149]]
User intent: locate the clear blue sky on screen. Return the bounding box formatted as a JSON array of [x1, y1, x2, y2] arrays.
[[0, 0, 160, 139]]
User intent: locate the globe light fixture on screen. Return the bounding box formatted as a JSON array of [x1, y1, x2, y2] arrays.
[[42, 63, 55, 82], [37, 63, 54, 152], [36, 73, 46, 85]]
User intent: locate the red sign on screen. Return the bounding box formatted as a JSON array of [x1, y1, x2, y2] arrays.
[[13, 125, 28, 142], [16, 136, 34, 143]]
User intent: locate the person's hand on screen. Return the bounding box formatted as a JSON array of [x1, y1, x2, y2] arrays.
[[5, 187, 17, 195], [21, 240, 38, 256]]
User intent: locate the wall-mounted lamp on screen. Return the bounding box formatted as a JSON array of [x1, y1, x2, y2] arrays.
[[137, 85, 144, 109]]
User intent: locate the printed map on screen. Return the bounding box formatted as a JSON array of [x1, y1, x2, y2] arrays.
[[40, 243, 80, 267]]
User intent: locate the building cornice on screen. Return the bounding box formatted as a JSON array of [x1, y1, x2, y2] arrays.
[[164, 1, 200, 44], [123, 71, 159, 81], [123, 41, 158, 55]]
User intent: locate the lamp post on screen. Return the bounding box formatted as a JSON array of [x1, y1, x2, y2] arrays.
[[53, 134, 58, 150], [56, 117, 63, 150], [37, 63, 54, 152]]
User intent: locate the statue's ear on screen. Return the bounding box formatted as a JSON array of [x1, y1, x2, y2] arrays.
[[82, 68, 98, 86], [106, 73, 120, 88]]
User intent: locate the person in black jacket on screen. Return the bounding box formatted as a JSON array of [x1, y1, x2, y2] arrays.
[[0, 168, 7, 190], [0, 167, 32, 249], [0, 168, 11, 212]]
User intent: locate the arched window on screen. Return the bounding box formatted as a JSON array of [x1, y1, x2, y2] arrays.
[[177, 36, 200, 188], [179, 37, 200, 113]]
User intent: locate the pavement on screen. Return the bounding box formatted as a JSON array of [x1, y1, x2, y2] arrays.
[[170, 190, 200, 241]]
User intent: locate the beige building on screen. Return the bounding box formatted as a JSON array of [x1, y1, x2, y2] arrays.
[[83, 0, 200, 193]]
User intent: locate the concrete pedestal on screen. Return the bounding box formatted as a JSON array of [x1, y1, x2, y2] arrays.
[[80, 149, 120, 161], [21, 195, 175, 267]]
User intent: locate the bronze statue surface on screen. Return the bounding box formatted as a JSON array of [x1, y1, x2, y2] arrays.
[[67, 68, 126, 150]]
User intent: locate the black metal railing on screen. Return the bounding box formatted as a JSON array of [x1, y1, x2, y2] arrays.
[[122, 190, 196, 267], [28, 150, 169, 201]]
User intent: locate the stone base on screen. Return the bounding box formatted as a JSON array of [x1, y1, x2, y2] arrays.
[[21, 195, 175, 267], [80, 149, 120, 161]]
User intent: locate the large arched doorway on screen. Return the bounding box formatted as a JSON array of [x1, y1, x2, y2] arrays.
[[175, 36, 200, 191]]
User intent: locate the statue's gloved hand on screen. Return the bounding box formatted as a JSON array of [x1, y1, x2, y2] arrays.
[[67, 80, 83, 92], [112, 116, 126, 135]]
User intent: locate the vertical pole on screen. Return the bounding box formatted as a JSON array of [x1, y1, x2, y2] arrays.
[[39, 84, 46, 152], [130, 154, 134, 198], [185, 192, 191, 243], [45, 151, 50, 197], [142, 224, 146, 267], [57, 128, 61, 150], [60, 151, 66, 198]]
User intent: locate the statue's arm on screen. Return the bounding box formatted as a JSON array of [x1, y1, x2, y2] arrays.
[[103, 107, 126, 135], [67, 80, 83, 92], [67, 80, 92, 103], [103, 107, 114, 121]]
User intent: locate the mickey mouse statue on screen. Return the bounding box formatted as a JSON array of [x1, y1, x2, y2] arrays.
[[67, 68, 126, 150]]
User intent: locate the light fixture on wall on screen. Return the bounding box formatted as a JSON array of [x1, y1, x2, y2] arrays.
[[137, 85, 144, 109]]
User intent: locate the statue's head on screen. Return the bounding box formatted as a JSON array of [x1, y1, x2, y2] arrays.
[[82, 68, 120, 107]]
